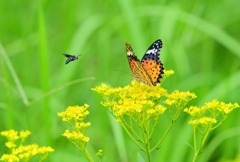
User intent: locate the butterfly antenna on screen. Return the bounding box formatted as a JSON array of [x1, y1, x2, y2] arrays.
[[115, 69, 131, 74]]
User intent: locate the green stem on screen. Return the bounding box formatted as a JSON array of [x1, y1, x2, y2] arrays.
[[192, 134, 203, 162], [192, 150, 199, 162], [120, 121, 146, 152], [192, 127, 198, 162], [194, 127, 197, 151], [84, 148, 94, 162], [211, 117, 226, 130], [149, 120, 158, 139], [122, 119, 144, 144], [82, 150, 91, 162], [71, 141, 92, 162], [141, 125, 146, 143], [201, 128, 211, 148], [192, 128, 211, 162], [150, 122, 173, 153], [145, 115, 151, 162], [146, 140, 151, 162], [150, 109, 181, 153]]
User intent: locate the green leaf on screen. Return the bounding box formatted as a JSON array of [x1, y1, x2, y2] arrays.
[[183, 141, 194, 151]]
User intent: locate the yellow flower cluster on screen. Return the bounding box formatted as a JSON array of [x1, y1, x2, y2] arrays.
[[58, 104, 91, 151], [164, 90, 197, 110], [184, 99, 239, 128], [204, 99, 239, 115], [1, 130, 19, 142], [158, 70, 174, 83], [92, 70, 198, 125], [92, 80, 167, 122], [58, 104, 90, 123], [188, 117, 217, 127], [0, 154, 19, 162], [163, 69, 174, 78], [63, 129, 90, 143], [0, 130, 54, 162], [93, 70, 200, 157]]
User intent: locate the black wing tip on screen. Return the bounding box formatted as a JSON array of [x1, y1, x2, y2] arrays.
[[153, 62, 165, 86], [156, 39, 162, 43], [154, 39, 163, 48]]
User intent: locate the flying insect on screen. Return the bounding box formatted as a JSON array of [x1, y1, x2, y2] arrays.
[[62, 53, 81, 64]]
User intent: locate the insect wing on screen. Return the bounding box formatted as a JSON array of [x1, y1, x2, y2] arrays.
[[62, 53, 73, 58]]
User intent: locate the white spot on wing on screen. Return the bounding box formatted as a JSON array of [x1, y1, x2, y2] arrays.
[[145, 49, 158, 55], [127, 51, 134, 56]]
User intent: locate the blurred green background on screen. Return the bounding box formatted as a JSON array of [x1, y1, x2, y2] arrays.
[[0, 0, 240, 161]]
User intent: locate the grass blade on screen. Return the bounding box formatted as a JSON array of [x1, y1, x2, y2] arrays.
[[0, 42, 29, 106]]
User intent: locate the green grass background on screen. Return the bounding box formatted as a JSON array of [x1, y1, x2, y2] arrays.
[[0, 0, 240, 162]]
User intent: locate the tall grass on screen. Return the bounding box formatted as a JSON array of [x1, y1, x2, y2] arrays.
[[0, 0, 239, 161]]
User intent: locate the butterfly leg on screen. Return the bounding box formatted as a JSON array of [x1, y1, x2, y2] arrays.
[[127, 77, 134, 90], [139, 82, 144, 91]]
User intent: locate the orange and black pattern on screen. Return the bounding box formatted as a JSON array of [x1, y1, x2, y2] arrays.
[[126, 39, 164, 86]]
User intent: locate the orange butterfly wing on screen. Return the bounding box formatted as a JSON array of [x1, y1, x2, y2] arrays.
[[141, 39, 164, 86], [126, 42, 154, 86]]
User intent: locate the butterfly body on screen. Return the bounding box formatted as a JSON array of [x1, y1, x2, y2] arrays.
[[62, 53, 80, 64], [126, 39, 164, 86]]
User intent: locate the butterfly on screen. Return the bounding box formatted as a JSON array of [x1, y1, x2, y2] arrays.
[[126, 39, 164, 86], [62, 53, 81, 64]]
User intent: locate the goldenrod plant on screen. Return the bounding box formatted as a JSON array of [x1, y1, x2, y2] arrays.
[[184, 100, 239, 162], [92, 70, 239, 162], [0, 130, 54, 162], [58, 104, 97, 162], [57, 70, 239, 162]]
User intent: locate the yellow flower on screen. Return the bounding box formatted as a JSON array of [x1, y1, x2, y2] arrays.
[[155, 105, 167, 114], [5, 141, 17, 149], [62, 129, 70, 138], [1, 130, 54, 162], [199, 117, 217, 126], [184, 106, 204, 118], [164, 70, 174, 76], [19, 130, 31, 139], [147, 109, 156, 114], [1, 130, 19, 141], [160, 70, 174, 83], [188, 120, 199, 126], [163, 99, 175, 106], [62, 130, 90, 143], [164, 90, 196, 109], [58, 104, 90, 123], [91, 83, 110, 93], [93, 81, 167, 123], [37, 146, 55, 154], [0, 154, 19, 162], [217, 102, 240, 114], [19, 152, 30, 159], [205, 99, 219, 111], [188, 117, 216, 127], [82, 136, 90, 142], [84, 122, 91, 128]]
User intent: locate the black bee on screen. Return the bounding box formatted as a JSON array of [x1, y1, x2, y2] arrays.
[[62, 53, 81, 64]]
